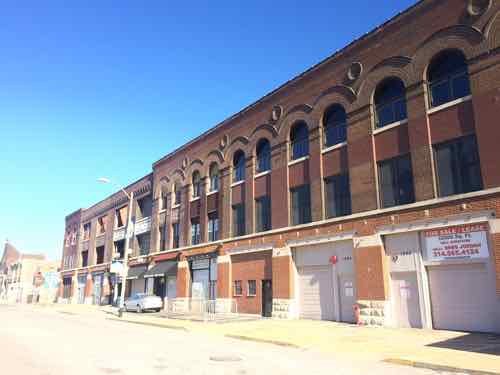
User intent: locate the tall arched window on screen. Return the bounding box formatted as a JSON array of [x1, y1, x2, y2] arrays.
[[233, 150, 246, 182], [324, 105, 347, 147], [192, 171, 201, 198], [374, 77, 407, 128], [209, 163, 219, 192], [290, 122, 309, 160], [428, 49, 470, 108], [174, 182, 181, 205], [256, 139, 271, 173]]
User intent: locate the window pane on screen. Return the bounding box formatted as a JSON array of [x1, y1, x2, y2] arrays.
[[460, 137, 482, 193], [326, 174, 351, 218], [452, 73, 471, 100], [430, 80, 451, 107], [376, 103, 395, 128], [396, 156, 415, 205], [379, 161, 396, 208], [292, 185, 311, 225]]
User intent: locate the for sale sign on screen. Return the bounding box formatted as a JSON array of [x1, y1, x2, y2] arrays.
[[423, 223, 489, 261]]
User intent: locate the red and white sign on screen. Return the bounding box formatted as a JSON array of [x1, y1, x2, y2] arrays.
[[423, 223, 489, 261]]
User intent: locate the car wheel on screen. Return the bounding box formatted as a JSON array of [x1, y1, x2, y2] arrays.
[[137, 304, 142, 313]]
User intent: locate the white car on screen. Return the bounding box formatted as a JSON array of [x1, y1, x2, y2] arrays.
[[124, 293, 162, 313]]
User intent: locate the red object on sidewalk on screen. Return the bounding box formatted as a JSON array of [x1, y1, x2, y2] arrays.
[[353, 304, 362, 325]]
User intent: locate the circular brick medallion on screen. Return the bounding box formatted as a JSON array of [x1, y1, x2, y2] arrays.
[[467, 0, 491, 16], [347, 62, 363, 81]]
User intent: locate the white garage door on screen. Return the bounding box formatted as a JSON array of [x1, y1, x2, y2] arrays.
[[428, 263, 497, 333], [298, 265, 334, 320]]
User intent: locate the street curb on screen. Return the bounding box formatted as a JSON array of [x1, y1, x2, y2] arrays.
[[225, 334, 302, 349], [106, 317, 189, 332], [383, 358, 500, 375]]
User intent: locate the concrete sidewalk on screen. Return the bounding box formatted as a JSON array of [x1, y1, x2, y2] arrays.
[[33, 303, 500, 374]]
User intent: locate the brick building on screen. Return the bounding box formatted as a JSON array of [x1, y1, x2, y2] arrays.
[[59, 0, 500, 333]]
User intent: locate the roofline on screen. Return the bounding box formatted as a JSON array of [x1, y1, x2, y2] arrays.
[[79, 172, 153, 216], [153, 0, 428, 168]]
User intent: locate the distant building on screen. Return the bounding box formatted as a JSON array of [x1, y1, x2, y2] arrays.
[[0, 241, 60, 304]]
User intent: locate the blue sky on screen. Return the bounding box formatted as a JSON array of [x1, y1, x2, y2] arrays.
[[0, 1, 416, 260]]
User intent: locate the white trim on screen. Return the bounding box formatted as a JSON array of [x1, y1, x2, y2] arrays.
[[190, 196, 201, 202], [376, 210, 494, 236], [490, 219, 500, 234], [427, 95, 472, 115], [96, 233, 106, 238], [287, 155, 309, 166], [217, 255, 231, 263], [231, 180, 245, 188], [286, 231, 355, 248], [158, 209, 167, 214], [273, 247, 292, 257], [206, 189, 218, 196], [372, 119, 408, 136], [353, 234, 383, 248], [226, 244, 273, 256], [172, 203, 180, 209], [321, 141, 348, 154], [254, 170, 271, 179]]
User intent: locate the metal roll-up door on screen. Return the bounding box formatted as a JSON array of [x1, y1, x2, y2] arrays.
[[428, 263, 496, 333], [297, 265, 334, 320]]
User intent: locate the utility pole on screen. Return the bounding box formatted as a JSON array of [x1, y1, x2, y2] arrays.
[[97, 177, 134, 317], [118, 190, 134, 316]]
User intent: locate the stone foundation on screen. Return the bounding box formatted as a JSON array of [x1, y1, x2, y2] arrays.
[[272, 298, 297, 319], [357, 300, 389, 326]]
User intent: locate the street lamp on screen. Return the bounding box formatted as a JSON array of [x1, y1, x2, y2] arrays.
[[98, 177, 134, 316]]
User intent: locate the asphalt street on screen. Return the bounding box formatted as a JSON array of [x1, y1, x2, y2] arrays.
[[0, 304, 464, 375]]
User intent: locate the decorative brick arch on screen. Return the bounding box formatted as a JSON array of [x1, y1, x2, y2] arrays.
[[225, 135, 251, 162], [484, 10, 500, 50], [249, 124, 277, 153], [412, 25, 486, 80], [154, 176, 170, 199], [203, 149, 225, 176], [355, 56, 413, 109], [277, 105, 314, 144], [311, 84, 357, 122], [187, 158, 204, 178]]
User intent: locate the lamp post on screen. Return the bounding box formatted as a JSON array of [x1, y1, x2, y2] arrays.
[[98, 177, 134, 316]]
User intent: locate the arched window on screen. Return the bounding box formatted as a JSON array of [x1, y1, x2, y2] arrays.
[[192, 171, 201, 198], [428, 49, 470, 108], [233, 150, 246, 182], [374, 78, 407, 128], [209, 163, 219, 192], [174, 182, 181, 205], [256, 139, 271, 173], [324, 105, 347, 147], [290, 122, 309, 160]]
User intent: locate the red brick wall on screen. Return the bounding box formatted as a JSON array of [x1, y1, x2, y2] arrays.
[[429, 100, 475, 145], [217, 261, 231, 298], [492, 233, 500, 297], [272, 254, 294, 299], [289, 159, 309, 189], [231, 251, 272, 314], [354, 245, 389, 301], [323, 147, 348, 178], [375, 124, 410, 162], [254, 174, 270, 198]]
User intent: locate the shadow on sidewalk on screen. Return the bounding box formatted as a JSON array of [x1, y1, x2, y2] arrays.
[[427, 332, 500, 355]]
